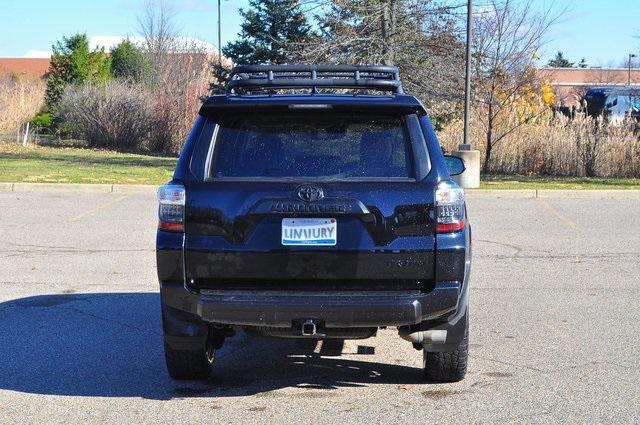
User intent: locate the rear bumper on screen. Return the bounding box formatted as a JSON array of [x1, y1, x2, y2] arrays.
[[160, 281, 460, 328]]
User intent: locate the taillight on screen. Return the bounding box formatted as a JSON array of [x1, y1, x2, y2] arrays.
[[435, 181, 465, 233], [157, 183, 185, 232]]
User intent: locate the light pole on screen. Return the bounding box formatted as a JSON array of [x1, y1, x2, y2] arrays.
[[629, 53, 637, 86], [217, 0, 222, 66], [452, 0, 480, 189], [461, 0, 473, 150]]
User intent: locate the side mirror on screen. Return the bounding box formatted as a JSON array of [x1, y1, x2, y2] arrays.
[[443, 155, 465, 176]]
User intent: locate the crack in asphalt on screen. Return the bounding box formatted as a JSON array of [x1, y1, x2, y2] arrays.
[[471, 356, 639, 380], [60, 305, 162, 336], [475, 239, 527, 255], [2, 245, 152, 252], [5, 242, 95, 250], [0, 280, 69, 286], [0, 248, 154, 259], [474, 240, 640, 261], [472, 287, 639, 291], [0, 295, 161, 338], [478, 252, 640, 261], [1, 241, 153, 255], [469, 355, 545, 373]]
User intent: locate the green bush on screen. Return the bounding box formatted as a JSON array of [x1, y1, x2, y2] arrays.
[[45, 33, 111, 111], [31, 112, 53, 128], [110, 39, 151, 83]]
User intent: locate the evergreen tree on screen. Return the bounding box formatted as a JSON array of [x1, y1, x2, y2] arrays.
[[223, 0, 310, 64], [578, 57, 588, 68], [45, 33, 111, 109], [110, 39, 151, 83], [547, 51, 573, 68]]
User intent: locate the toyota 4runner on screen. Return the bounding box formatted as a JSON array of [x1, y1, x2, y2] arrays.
[[156, 65, 471, 382]]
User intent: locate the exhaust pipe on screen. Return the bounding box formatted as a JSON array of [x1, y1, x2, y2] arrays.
[[398, 328, 447, 345]]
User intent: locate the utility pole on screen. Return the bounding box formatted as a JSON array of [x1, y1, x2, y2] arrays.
[[629, 53, 637, 86], [452, 0, 480, 189], [461, 0, 473, 150], [217, 0, 222, 65]]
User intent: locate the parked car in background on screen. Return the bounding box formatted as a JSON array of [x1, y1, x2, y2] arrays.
[[584, 86, 640, 121]]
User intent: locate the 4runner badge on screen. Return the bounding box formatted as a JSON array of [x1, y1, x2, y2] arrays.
[[297, 185, 324, 202]]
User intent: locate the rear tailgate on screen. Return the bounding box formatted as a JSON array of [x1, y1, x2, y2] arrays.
[[184, 181, 436, 291], [183, 110, 436, 292]]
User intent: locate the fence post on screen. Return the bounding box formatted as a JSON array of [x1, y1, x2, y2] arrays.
[[22, 122, 30, 147]]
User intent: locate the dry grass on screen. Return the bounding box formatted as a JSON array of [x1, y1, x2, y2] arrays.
[[439, 111, 640, 178], [0, 78, 46, 133]]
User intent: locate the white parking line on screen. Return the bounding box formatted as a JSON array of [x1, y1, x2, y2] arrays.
[[535, 198, 579, 230], [68, 195, 129, 222]]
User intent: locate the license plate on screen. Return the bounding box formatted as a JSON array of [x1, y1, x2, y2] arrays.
[[281, 218, 337, 246]]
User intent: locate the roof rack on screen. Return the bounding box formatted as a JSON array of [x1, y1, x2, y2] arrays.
[[226, 64, 404, 95]]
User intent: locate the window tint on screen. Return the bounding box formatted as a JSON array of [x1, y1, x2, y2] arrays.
[[210, 112, 412, 179]]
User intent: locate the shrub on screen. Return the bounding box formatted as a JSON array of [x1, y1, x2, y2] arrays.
[[0, 77, 46, 133], [56, 47, 209, 154], [111, 39, 151, 83], [31, 112, 53, 129], [58, 81, 153, 151], [45, 33, 111, 111]]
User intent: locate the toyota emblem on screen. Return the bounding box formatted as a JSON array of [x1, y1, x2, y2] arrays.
[[297, 185, 324, 202]]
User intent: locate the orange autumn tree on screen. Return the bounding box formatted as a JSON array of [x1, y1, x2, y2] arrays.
[[472, 0, 562, 172], [541, 82, 556, 107]]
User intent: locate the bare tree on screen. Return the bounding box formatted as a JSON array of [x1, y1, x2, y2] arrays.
[[137, 0, 212, 153], [151, 45, 211, 153], [473, 0, 563, 171], [138, 0, 179, 83], [299, 0, 466, 119]]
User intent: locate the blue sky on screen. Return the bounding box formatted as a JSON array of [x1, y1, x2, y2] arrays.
[[0, 0, 639, 66]]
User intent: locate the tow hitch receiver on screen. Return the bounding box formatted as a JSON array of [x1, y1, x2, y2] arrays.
[[302, 319, 317, 336]]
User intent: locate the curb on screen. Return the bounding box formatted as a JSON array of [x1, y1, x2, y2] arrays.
[[2, 183, 640, 199], [535, 189, 640, 199], [466, 189, 640, 199], [465, 189, 536, 199], [10, 183, 112, 193], [0, 183, 158, 194], [111, 184, 158, 194]]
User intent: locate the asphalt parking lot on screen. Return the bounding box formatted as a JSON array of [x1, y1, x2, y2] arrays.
[[0, 190, 638, 423]]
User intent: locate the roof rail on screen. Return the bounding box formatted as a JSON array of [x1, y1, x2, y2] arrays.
[[226, 64, 404, 95]]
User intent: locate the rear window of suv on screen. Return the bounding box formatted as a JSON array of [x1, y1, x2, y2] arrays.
[[209, 112, 413, 179]]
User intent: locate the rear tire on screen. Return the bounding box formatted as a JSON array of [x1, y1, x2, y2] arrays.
[[423, 325, 468, 382], [164, 335, 215, 380]]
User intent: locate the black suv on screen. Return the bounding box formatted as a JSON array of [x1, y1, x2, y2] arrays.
[[156, 65, 471, 382]]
